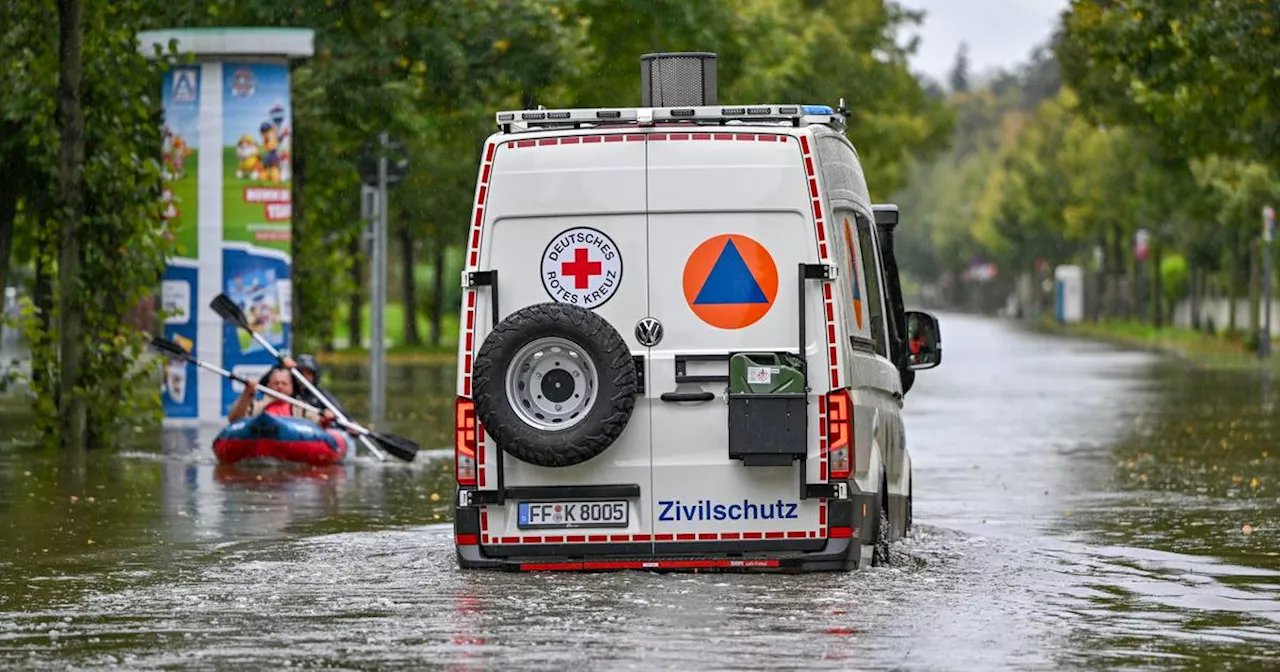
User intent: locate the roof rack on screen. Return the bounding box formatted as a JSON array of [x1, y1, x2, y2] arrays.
[[495, 104, 846, 134]]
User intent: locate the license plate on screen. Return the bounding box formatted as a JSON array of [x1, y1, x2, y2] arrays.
[[517, 501, 629, 529]]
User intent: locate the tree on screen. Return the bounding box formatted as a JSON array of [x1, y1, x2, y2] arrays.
[[55, 0, 88, 450], [948, 42, 970, 93], [1060, 1, 1280, 169]]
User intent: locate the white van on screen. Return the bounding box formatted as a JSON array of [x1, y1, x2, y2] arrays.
[[453, 53, 942, 572]]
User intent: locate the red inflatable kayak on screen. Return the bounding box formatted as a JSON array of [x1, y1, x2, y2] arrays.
[[213, 413, 349, 466]]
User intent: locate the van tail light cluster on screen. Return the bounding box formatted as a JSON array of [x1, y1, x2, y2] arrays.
[[455, 397, 478, 486], [825, 389, 852, 479]]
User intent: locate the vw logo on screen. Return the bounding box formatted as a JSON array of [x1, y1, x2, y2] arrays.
[[635, 317, 663, 347]]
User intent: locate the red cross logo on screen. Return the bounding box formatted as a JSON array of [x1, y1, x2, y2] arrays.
[[561, 248, 602, 289]]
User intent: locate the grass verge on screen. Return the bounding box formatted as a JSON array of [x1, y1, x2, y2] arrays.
[[1031, 317, 1280, 372]]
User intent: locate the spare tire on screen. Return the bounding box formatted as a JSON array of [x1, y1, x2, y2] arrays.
[[472, 302, 637, 467]]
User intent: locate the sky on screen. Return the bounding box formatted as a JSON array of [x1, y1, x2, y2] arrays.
[[899, 0, 1069, 84]]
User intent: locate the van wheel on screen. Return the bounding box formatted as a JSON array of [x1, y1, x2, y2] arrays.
[[473, 302, 637, 467]]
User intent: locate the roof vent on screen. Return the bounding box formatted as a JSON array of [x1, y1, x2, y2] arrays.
[[640, 52, 717, 107]]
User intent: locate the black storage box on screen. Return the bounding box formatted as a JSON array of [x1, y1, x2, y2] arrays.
[[728, 394, 808, 466]]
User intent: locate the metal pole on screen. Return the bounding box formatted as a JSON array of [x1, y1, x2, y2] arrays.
[[371, 131, 388, 424]]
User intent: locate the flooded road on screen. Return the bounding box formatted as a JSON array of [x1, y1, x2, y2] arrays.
[[2, 313, 1278, 670]]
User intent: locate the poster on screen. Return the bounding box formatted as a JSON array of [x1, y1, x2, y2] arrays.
[[160, 66, 201, 419], [220, 63, 294, 414]]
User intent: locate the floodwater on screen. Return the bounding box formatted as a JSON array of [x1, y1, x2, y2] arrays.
[[1, 313, 1277, 670]]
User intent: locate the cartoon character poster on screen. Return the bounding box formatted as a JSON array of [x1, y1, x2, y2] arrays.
[[160, 66, 201, 419], [221, 63, 293, 414]]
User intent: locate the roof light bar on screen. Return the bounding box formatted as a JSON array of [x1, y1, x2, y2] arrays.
[[494, 104, 846, 133]]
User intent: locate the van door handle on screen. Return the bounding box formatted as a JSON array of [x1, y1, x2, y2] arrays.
[[660, 392, 715, 403]]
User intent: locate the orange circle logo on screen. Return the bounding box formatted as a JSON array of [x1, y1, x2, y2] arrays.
[[682, 234, 779, 329]]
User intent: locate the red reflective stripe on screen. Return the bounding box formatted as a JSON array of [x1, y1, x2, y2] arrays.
[[829, 526, 853, 538], [520, 559, 782, 572], [800, 136, 811, 153], [456, 534, 478, 545], [520, 563, 581, 571]]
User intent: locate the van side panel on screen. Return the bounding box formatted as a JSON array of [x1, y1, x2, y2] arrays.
[[466, 134, 654, 549], [811, 129, 905, 498], [644, 133, 831, 545]]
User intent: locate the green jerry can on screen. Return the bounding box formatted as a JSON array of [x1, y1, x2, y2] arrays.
[[727, 352, 808, 466]]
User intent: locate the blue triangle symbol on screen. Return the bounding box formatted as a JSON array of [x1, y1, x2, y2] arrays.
[[694, 240, 768, 305]]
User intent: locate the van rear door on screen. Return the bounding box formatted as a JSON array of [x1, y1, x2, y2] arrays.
[[644, 131, 830, 549], [472, 132, 653, 552]]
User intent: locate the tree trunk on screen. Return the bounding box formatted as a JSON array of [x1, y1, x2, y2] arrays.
[[56, 0, 86, 452], [1228, 238, 1240, 335], [399, 226, 419, 346], [1189, 263, 1200, 330], [1152, 240, 1164, 327], [0, 133, 18, 295], [430, 238, 445, 347], [347, 234, 363, 349], [1249, 237, 1261, 340]]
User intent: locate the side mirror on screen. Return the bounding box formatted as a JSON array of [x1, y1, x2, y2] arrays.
[[905, 310, 942, 370]]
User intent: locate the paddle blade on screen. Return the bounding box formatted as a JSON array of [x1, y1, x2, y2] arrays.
[[368, 431, 418, 462], [149, 335, 192, 360], [210, 293, 252, 330]]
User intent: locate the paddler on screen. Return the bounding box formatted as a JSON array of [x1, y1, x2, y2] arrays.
[[228, 366, 336, 426]]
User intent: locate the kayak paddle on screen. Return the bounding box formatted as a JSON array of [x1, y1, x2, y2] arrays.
[[209, 293, 400, 462], [149, 335, 419, 462]]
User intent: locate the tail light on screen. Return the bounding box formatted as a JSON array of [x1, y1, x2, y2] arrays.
[[455, 397, 477, 486], [826, 389, 852, 479]]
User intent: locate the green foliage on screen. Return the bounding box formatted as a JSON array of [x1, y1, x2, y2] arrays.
[[3, 0, 171, 447], [1160, 253, 1189, 303], [1060, 1, 1280, 170]]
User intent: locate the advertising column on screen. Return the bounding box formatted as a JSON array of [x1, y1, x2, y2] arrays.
[[140, 28, 314, 426], [219, 63, 294, 415]]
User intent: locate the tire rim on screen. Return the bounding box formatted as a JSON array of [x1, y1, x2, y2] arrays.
[[505, 336, 598, 431]]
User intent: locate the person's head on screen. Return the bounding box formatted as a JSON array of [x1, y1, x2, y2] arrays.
[[296, 354, 320, 383], [265, 367, 294, 396]]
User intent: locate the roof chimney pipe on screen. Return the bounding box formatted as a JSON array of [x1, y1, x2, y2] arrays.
[[640, 52, 717, 107]]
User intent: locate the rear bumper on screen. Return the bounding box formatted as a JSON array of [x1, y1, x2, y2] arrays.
[[453, 486, 874, 573]]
